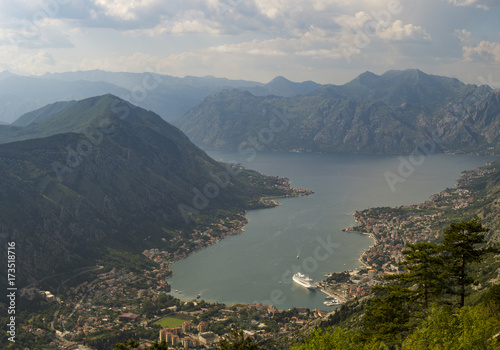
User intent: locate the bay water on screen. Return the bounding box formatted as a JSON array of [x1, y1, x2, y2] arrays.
[[168, 151, 495, 311]]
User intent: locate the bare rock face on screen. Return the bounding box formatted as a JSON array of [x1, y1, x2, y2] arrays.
[[177, 70, 500, 155]]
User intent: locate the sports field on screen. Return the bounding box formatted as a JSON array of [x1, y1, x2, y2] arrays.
[[153, 316, 189, 328]]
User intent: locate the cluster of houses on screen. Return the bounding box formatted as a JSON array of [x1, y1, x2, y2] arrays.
[[158, 321, 219, 348]]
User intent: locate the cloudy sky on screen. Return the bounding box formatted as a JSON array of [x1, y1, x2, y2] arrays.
[[0, 0, 499, 85]]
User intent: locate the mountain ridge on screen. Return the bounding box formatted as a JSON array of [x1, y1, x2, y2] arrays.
[[11, 100, 77, 126], [176, 69, 499, 155], [0, 71, 322, 124]]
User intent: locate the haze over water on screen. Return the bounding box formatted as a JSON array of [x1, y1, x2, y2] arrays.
[[168, 152, 495, 311]]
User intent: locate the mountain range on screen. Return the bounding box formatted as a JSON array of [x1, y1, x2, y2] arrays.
[[176, 69, 500, 155], [0, 70, 320, 124], [0, 94, 299, 287], [5, 68, 498, 157]]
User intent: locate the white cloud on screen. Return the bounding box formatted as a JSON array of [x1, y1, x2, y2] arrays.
[[456, 29, 474, 45], [0, 17, 74, 48], [253, 0, 282, 19], [335, 12, 374, 31], [53, 29, 348, 79], [0, 47, 55, 74], [0, 0, 419, 42], [171, 19, 218, 34], [126, 19, 222, 36], [378, 20, 431, 41], [462, 40, 500, 62], [335, 12, 431, 44], [92, 0, 162, 21], [457, 29, 500, 62], [447, 0, 499, 10]]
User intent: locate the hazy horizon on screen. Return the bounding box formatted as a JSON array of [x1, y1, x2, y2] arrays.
[[0, 0, 499, 86]]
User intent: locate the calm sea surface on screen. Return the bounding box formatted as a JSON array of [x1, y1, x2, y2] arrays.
[[168, 151, 495, 311]]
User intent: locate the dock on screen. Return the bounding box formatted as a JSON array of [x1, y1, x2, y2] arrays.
[[316, 286, 347, 304]]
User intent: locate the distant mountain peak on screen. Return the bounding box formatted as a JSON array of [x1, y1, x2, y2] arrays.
[[382, 68, 427, 78], [269, 76, 292, 84], [1, 94, 187, 145], [242, 75, 320, 97], [356, 69, 427, 82], [358, 70, 378, 78], [355, 71, 379, 85]]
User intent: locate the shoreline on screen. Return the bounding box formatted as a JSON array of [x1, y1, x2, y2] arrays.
[[163, 186, 314, 279], [164, 214, 370, 312], [164, 157, 496, 308], [356, 231, 377, 269], [164, 191, 378, 311], [342, 226, 377, 270], [338, 160, 498, 275]]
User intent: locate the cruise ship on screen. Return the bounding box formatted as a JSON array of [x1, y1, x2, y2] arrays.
[[292, 272, 317, 289]]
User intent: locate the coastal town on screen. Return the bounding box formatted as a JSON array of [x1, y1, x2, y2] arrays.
[[315, 163, 499, 305], [19, 263, 332, 349], [14, 176, 318, 349], [17, 230, 387, 350], [343, 163, 497, 273], [15, 163, 496, 349]]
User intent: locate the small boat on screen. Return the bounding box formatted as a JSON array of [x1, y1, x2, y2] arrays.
[[324, 298, 341, 306], [197, 294, 201, 299], [296, 255, 300, 259]]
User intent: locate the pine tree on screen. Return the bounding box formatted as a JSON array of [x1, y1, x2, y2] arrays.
[[385, 242, 447, 309], [362, 285, 415, 346], [442, 218, 489, 307]]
